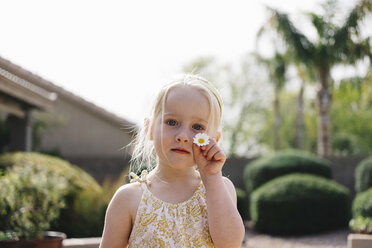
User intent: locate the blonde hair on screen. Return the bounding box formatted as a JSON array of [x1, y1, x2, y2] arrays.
[[129, 74, 223, 173]]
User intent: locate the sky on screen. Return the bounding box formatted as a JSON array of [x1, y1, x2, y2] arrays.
[[1, 0, 347, 124]]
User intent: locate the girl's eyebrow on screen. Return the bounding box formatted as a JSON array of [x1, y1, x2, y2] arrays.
[[163, 113, 208, 124], [194, 118, 208, 124], [163, 113, 177, 117]]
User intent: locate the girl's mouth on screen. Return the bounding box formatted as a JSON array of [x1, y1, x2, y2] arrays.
[[171, 148, 190, 154]]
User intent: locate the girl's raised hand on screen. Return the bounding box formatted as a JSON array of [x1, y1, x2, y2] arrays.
[[193, 138, 226, 178]]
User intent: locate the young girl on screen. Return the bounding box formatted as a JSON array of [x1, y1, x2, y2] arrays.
[[100, 74, 245, 248]]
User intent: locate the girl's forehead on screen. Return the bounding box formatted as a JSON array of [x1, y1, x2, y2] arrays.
[[166, 86, 208, 105], [163, 86, 210, 116]]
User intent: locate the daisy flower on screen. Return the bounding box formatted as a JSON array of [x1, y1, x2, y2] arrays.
[[193, 133, 210, 146]]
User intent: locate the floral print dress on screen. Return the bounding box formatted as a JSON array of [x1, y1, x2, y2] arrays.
[[128, 172, 214, 248]]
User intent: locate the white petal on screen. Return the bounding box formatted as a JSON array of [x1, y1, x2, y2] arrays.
[[193, 133, 210, 146]]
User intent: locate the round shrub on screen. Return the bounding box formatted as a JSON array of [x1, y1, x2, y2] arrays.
[[0, 152, 106, 238], [250, 173, 350, 234], [352, 188, 372, 218], [355, 156, 372, 193], [0, 166, 67, 240], [244, 150, 332, 194]]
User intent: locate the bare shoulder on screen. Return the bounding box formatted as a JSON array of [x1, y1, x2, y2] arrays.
[[112, 182, 143, 212], [115, 182, 142, 199], [100, 182, 143, 248], [222, 176, 237, 204], [222, 176, 235, 188]]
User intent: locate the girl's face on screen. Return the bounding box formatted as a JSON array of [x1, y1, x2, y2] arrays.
[[150, 85, 220, 170]]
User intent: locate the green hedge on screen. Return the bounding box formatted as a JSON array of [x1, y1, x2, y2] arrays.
[[0, 152, 107, 238], [250, 173, 350, 234], [355, 156, 372, 193], [352, 188, 372, 218], [236, 188, 249, 220], [244, 150, 332, 194]]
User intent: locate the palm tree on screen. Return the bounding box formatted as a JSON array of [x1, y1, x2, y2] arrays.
[[261, 0, 372, 156], [255, 52, 287, 150], [294, 62, 317, 150]]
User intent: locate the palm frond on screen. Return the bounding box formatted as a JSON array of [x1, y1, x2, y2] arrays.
[[268, 8, 315, 64], [309, 13, 327, 38], [333, 0, 372, 55], [254, 52, 287, 90]]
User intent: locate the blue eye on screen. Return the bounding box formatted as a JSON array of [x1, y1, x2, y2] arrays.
[[166, 120, 177, 126], [192, 124, 204, 131]]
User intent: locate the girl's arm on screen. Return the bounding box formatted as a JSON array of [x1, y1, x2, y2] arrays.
[[99, 184, 141, 248], [204, 173, 245, 248], [193, 140, 245, 248]]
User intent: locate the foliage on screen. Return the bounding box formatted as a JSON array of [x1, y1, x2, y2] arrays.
[[331, 77, 372, 155], [331, 133, 359, 155], [355, 156, 372, 193], [0, 152, 106, 238], [349, 216, 372, 234], [258, 76, 372, 155], [258, 92, 318, 153], [244, 150, 332, 194], [236, 188, 249, 220], [250, 173, 350, 234], [352, 188, 372, 218], [255, 52, 288, 150], [259, 0, 372, 156], [101, 166, 130, 204], [0, 166, 67, 240], [32, 112, 66, 155]]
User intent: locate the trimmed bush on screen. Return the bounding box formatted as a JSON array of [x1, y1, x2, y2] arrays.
[[352, 188, 372, 218], [244, 150, 332, 194], [0, 152, 107, 238], [250, 173, 350, 234], [355, 156, 372, 193]]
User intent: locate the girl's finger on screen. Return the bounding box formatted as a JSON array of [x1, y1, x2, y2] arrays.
[[206, 145, 220, 161], [193, 143, 202, 157], [201, 138, 216, 156], [213, 150, 226, 162], [193, 143, 208, 164]]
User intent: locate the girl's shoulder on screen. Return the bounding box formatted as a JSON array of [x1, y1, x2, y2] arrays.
[[222, 176, 235, 188], [115, 182, 143, 203], [110, 182, 143, 216], [222, 176, 238, 203]]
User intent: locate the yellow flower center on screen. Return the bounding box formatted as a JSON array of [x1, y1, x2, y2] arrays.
[[198, 138, 205, 144]]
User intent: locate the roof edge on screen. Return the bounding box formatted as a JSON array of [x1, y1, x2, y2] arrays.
[[0, 55, 136, 128]]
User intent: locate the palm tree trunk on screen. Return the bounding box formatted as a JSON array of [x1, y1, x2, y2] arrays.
[[296, 80, 305, 150], [274, 89, 281, 150], [316, 68, 332, 156]]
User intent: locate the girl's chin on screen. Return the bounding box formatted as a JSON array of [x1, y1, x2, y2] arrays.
[[159, 162, 195, 170]]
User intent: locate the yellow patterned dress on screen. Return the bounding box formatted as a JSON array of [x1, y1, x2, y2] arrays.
[[128, 172, 214, 248]]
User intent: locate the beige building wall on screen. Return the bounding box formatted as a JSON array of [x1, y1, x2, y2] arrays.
[[35, 96, 133, 157]]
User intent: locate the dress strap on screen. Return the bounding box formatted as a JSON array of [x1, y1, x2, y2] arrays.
[[129, 170, 148, 184]]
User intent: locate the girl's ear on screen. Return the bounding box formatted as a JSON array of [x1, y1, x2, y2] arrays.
[[215, 131, 222, 143], [144, 118, 153, 140]]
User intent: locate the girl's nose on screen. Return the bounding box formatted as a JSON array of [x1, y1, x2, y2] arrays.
[[176, 131, 190, 143]]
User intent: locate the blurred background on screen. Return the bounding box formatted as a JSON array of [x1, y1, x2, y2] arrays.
[[1, 0, 372, 245]]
